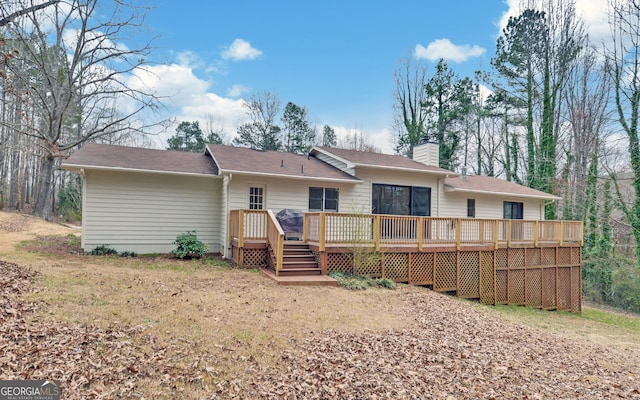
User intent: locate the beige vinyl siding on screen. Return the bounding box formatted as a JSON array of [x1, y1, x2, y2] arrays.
[[227, 174, 362, 213], [83, 170, 222, 254], [439, 190, 546, 220]]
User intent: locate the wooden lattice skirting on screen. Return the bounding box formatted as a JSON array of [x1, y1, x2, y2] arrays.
[[319, 246, 582, 312], [231, 242, 582, 312]]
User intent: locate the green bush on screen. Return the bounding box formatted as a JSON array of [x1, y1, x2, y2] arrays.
[[171, 230, 208, 259], [90, 244, 118, 256], [378, 278, 396, 289], [119, 250, 137, 258], [329, 272, 396, 290], [610, 261, 640, 314], [56, 177, 82, 222], [583, 254, 640, 314]]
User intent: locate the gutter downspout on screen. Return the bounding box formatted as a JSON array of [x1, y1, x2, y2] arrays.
[[436, 176, 446, 217], [225, 173, 233, 259]]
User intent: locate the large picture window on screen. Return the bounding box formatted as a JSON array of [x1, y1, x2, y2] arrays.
[[309, 187, 339, 211], [503, 201, 523, 219], [372, 184, 431, 216]]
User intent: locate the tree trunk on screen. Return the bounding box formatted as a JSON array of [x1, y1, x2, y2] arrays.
[[9, 144, 20, 209], [34, 155, 55, 221]]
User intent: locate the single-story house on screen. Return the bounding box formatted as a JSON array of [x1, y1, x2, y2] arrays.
[[62, 141, 562, 257], [63, 141, 584, 311]]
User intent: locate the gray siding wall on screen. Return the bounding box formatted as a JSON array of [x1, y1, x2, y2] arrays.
[[83, 170, 223, 254]]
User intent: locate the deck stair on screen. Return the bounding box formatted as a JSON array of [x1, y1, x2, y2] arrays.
[[277, 241, 321, 276]]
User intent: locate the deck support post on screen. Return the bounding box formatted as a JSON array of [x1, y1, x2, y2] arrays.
[[374, 215, 381, 251], [319, 212, 326, 252], [238, 210, 245, 248]]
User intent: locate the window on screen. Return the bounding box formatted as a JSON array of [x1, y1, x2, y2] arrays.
[[467, 199, 476, 218], [503, 201, 523, 219], [372, 184, 431, 216], [309, 187, 339, 211], [249, 186, 264, 210]]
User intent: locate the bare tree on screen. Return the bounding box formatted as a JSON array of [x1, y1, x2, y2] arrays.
[[608, 0, 640, 261], [338, 127, 379, 153], [233, 91, 282, 150], [1, 0, 161, 220], [392, 56, 429, 157], [561, 46, 611, 221], [0, 0, 59, 27]]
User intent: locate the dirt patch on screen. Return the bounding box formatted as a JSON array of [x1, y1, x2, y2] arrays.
[[18, 234, 82, 255], [0, 211, 37, 232], [0, 211, 78, 254]]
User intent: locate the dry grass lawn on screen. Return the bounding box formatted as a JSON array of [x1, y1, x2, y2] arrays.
[[1, 210, 639, 399]]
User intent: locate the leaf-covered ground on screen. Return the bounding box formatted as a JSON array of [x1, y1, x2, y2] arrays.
[[1, 210, 640, 399], [2, 259, 639, 399], [252, 293, 640, 399]]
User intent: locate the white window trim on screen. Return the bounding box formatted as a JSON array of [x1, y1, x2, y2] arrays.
[[248, 183, 266, 210]]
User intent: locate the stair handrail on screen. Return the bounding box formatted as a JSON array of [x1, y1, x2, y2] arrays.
[[266, 210, 285, 273]]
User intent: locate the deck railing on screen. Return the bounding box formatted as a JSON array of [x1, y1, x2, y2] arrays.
[[229, 209, 268, 247], [231, 210, 583, 252], [266, 210, 285, 272], [302, 212, 583, 251]]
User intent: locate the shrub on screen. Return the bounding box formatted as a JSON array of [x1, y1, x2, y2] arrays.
[[329, 272, 396, 290], [378, 278, 396, 289], [90, 244, 118, 256], [56, 177, 82, 222], [119, 250, 137, 258], [171, 230, 208, 259], [583, 254, 640, 314]]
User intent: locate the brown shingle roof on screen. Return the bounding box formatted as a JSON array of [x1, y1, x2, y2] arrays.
[[206, 145, 360, 182], [311, 146, 454, 175], [62, 143, 219, 176], [444, 175, 561, 200]]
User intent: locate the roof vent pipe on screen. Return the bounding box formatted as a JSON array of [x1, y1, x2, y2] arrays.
[[461, 166, 467, 181], [281, 160, 284, 167]]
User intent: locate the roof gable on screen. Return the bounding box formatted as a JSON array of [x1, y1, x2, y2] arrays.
[[62, 143, 219, 176], [206, 144, 360, 182], [444, 175, 561, 200], [311, 146, 454, 175]]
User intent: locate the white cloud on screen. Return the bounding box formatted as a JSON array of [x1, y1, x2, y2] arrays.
[[175, 50, 203, 68], [414, 39, 486, 63], [332, 126, 395, 154], [227, 84, 251, 97], [221, 39, 263, 61], [126, 63, 248, 145]]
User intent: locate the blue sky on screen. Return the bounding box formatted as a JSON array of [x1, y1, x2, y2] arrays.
[[138, 0, 609, 152]]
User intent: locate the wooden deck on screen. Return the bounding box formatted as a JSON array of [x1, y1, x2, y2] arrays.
[[229, 210, 583, 311]]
